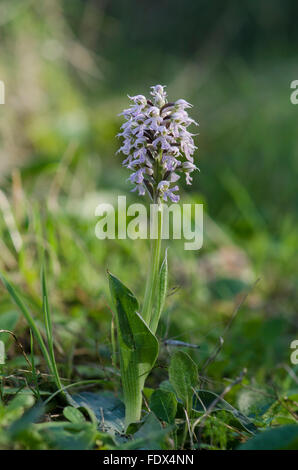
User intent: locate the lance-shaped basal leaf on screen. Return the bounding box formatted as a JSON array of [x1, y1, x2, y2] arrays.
[[169, 351, 198, 411], [108, 272, 159, 428], [150, 249, 168, 334], [150, 389, 177, 424]]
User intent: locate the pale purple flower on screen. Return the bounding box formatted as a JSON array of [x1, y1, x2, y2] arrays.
[[162, 155, 180, 172], [131, 184, 146, 196], [117, 85, 199, 202], [157, 181, 180, 203], [129, 168, 145, 184]]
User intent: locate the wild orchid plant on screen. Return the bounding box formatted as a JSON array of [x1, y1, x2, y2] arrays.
[[109, 85, 199, 429]]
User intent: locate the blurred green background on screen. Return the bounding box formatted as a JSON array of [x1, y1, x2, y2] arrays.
[[0, 0, 297, 390]]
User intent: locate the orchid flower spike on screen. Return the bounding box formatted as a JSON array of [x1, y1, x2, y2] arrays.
[[117, 85, 199, 203]]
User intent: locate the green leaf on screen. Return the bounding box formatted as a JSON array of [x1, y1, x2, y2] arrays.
[[63, 406, 86, 424], [6, 394, 35, 419], [73, 391, 125, 434], [150, 389, 177, 424], [109, 272, 138, 350], [8, 402, 44, 438], [131, 413, 164, 450], [120, 413, 172, 450], [193, 390, 257, 434], [159, 380, 176, 394], [38, 421, 97, 450], [238, 425, 298, 450], [237, 389, 275, 418], [134, 413, 162, 440], [41, 265, 64, 395], [150, 249, 168, 334], [108, 272, 159, 428], [169, 351, 198, 410]]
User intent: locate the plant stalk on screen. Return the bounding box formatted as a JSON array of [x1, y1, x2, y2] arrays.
[[141, 205, 163, 326], [121, 355, 144, 429]]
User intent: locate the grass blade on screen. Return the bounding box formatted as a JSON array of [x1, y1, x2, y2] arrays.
[[30, 329, 40, 400], [0, 272, 52, 374], [41, 265, 63, 393]]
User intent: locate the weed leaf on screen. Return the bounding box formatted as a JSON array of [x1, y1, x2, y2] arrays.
[[150, 389, 177, 424], [169, 351, 198, 410], [63, 406, 86, 424]]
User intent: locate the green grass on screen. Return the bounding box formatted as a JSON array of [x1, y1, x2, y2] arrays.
[[0, 177, 297, 449]]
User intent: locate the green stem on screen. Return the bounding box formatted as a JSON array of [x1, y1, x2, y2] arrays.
[[141, 205, 163, 325], [122, 356, 144, 429]]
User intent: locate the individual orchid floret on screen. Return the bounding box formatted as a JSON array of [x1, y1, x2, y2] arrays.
[[117, 85, 199, 203], [157, 181, 180, 203]]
